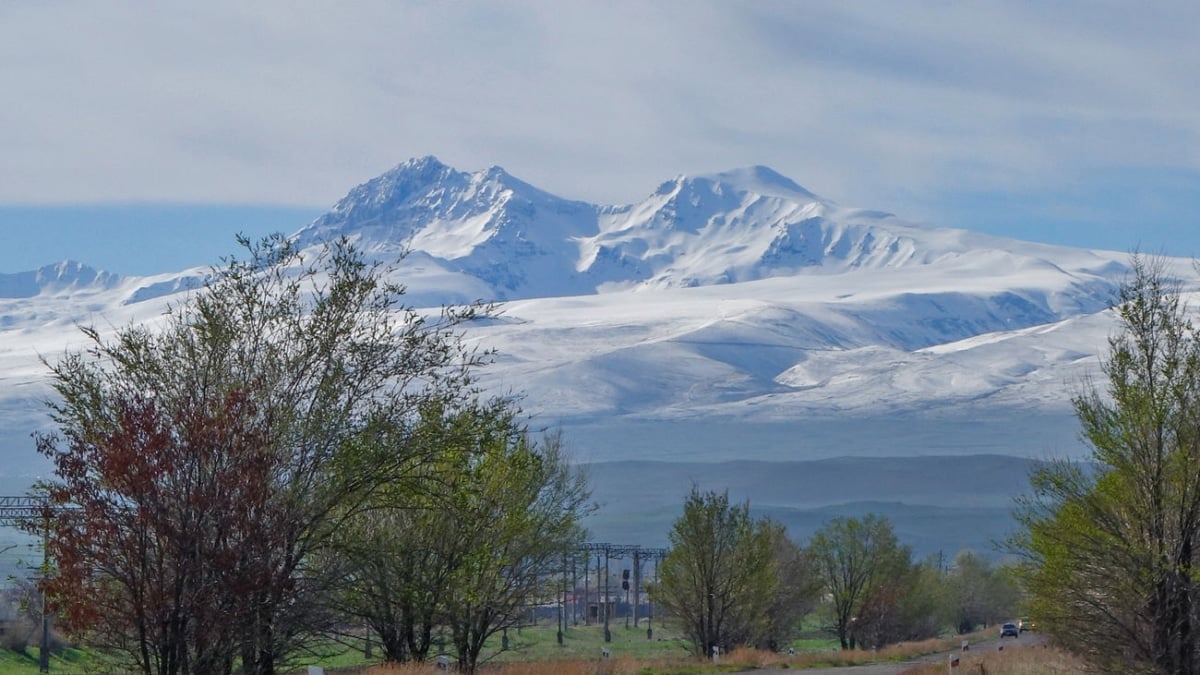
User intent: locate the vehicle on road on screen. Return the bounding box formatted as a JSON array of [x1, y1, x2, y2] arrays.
[[1000, 622, 1020, 638], [1019, 618, 1036, 632]]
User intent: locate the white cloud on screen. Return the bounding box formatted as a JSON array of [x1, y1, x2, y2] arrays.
[[1, 0, 1198, 221]]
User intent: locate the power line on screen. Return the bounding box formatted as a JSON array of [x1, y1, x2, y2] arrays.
[[0, 496, 71, 673]]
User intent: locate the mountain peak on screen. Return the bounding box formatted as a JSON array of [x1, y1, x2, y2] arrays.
[[36, 260, 114, 285], [696, 165, 818, 201], [0, 260, 119, 299], [293, 158, 601, 297], [397, 154, 449, 173], [372, 155, 458, 191]]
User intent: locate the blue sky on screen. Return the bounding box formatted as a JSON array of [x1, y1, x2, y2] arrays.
[[0, 205, 320, 275], [2, 1, 1199, 274]]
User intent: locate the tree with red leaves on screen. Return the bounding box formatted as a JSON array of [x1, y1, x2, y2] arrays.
[[35, 235, 485, 675]]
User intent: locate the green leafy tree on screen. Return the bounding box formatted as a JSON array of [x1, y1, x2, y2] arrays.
[[762, 520, 820, 651], [896, 559, 946, 642], [651, 488, 778, 657], [34, 236, 485, 675], [331, 401, 481, 664], [809, 514, 911, 649], [1011, 256, 1200, 674], [437, 428, 591, 673], [335, 401, 590, 674], [941, 551, 1019, 634]]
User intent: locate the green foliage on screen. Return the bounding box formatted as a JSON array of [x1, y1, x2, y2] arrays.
[[1011, 255, 1200, 674], [335, 402, 592, 674], [808, 514, 913, 649], [938, 550, 1020, 634], [651, 488, 783, 657], [760, 520, 821, 651], [440, 426, 591, 673]]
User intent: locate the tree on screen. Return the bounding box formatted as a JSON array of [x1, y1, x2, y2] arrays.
[[332, 400, 489, 665], [761, 520, 820, 651], [1012, 256, 1200, 674], [651, 488, 778, 657], [33, 235, 485, 675], [439, 427, 590, 673], [809, 514, 911, 649], [335, 403, 591, 673], [940, 551, 1019, 634], [893, 558, 945, 643]]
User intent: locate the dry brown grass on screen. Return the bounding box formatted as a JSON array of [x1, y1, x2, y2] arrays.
[[898, 643, 1090, 675]]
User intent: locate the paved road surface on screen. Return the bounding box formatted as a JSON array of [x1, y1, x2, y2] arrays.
[[742, 632, 1049, 675]]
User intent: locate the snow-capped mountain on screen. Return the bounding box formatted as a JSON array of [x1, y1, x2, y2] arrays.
[[0, 260, 120, 299], [2, 158, 1197, 473], [296, 156, 600, 299], [294, 156, 1129, 309]]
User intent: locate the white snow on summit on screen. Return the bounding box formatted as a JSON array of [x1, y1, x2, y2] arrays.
[[293, 157, 1139, 306], [296, 156, 600, 299]]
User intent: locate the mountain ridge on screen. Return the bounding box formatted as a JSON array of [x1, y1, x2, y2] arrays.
[[290, 157, 1138, 304]]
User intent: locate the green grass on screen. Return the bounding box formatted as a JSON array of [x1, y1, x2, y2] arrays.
[[0, 641, 378, 675], [0, 622, 984, 673], [0, 646, 93, 674], [790, 637, 840, 652], [279, 620, 695, 672], [486, 618, 692, 663]]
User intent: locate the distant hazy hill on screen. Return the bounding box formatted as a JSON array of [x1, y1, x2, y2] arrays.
[[582, 454, 1045, 558]]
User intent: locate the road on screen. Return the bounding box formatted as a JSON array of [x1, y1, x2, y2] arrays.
[[742, 631, 1049, 675]]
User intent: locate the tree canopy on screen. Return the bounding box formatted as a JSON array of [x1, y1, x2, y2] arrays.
[[651, 487, 806, 657], [1012, 256, 1200, 674], [809, 514, 912, 650]]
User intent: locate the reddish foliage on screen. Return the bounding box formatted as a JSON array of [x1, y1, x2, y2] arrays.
[[37, 389, 287, 674]]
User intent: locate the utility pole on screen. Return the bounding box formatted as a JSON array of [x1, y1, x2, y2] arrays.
[[0, 496, 60, 673], [39, 514, 49, 673], [557, 552, 565, 645], [632, 549, 641, 628], [603, 547, 611, 642], [647, 554, 657, 640], [575, 543, 667, 641]]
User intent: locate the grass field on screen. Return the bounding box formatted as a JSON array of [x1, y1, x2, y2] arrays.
[[351, 628, 1012, 675], [0, 623, 1053, 674], [489, 618, 693, 663], [0, 647, 91, 674], [339, 625, 1001, 674]]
